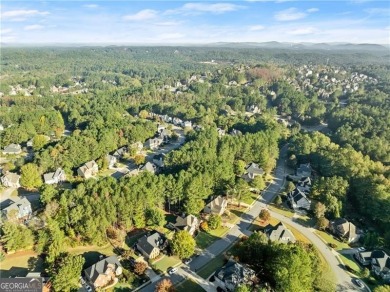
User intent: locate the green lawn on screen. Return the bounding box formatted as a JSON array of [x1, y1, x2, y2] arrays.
[[195, 227, 229, 249], [197, 252, 227, 279], [268, 205, 295, 218], [1, 252, 43, 278], [176, 279, 206, 292], [339, 254, 361, 274], [151, 255, 181, 273], [315, 230, 350, 250], [242, 192, 259, 205]]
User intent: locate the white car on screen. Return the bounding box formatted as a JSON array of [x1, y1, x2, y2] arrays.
[[357, 247, 366, 252], [167, 267, 177, 275]]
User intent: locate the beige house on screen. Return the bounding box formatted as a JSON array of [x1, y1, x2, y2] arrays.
[[174, 215, 199, 236], [77, 160, 98, 179], [330, 218, 358, 243], [203, 196, 228, 216], [1, 172, 21, 188]]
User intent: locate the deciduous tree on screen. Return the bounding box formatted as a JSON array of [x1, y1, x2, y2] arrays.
[[171, 230, 196, 259]]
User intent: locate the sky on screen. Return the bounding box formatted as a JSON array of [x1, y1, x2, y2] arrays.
[[1, 1, 389, 44]]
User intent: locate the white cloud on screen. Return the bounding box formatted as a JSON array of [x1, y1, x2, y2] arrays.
[[1, 9, 49, 18], [155, 21, 181, 26], [166, 3, 245, 15], [24, 24, 45, 30], [274, 8, 307, 21], [364, 8, 390, 16], [306, 8, 319, 13], [289, 27, 317, 35], [1, 35, 16, 42], [249, 25, 265, 31], [123, 9, 158, 21], [1, 28, 13, 34], [83, 4, 99, 9]]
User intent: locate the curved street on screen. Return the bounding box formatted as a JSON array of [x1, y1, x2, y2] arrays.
[[140, 143, 368, 292]]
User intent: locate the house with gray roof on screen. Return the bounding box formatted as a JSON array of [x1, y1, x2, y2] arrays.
[[136, 232, 166, 259], [242, 162, 264, 181], [144, 138, 163, 150], [214, 258, 256, 292], [1, 197, 32, 222], [43, 168, 65, 185], [2, 143, 22, 155], [77, 160, 98, 179], [113, 147, 127, 159], [84, 255, 122, 289], [1, 172, 21, 188], [355, 250, 390, 281], [264, 222, 296, 244], [152, 154, 165, 168], [139, 162, 157, 174], [105, 154, 117, 169], [287, 188, 311, 211], [173, 214, 199, 236], [230, 129, 242, 136]]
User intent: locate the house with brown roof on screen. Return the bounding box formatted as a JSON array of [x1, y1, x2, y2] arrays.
[[77, 160, 98, 179], [173, 214, 199, 236], [84, 255, 122, 289], [203, 196, 228, 216], [1, 172, 21, 188], [330, 218, 358, 243]]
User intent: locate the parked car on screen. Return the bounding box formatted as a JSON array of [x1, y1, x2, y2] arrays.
[[183, 258, 192, 265], [167, 267, 177, 275], [353, 279, 364, 288], [357, 247, 366, 252], [85, 285, 93, 292]]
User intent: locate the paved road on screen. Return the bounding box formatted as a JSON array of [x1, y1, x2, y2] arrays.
[[140, 143, 368, 292]]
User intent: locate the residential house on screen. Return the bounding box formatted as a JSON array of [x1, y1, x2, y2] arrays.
[[296, 177, 312, 194], [217, 128, 226, 137], [355, 250, 390, 281], [296, 163, 312, 178], [287, 188, 311, 211], [152, 154, 165, 168], [159, 129, 171, 142], [1, 197, 32, 222], [330, 218, 358, 243], [230, 129, 242, 136], [214, 258, 256, 292], [105, 155, 117, 169], [228, 80, 238, 86], [173, 214, 199, 236], [43, 168, 66, 185], [183, 121, 192, 129], [172, 117, 183, 126], [77, 160, 98, 179], [246, 105, 260, 114], [136, 232, 166, 259], [264, 222, 296, 244], [113, 147, 127, 159], [84, 255, 123, 289], [157, 124, 166, 133], [2, 143, 22, 155], [0, 124, 4, 131], [242, 162, 264, 181], [1, 172, 21, 188], [126, 168, 140, 177], [203, 196, 228, 216], [139, 162, 157, 174], [144, 138, 163, 150]]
